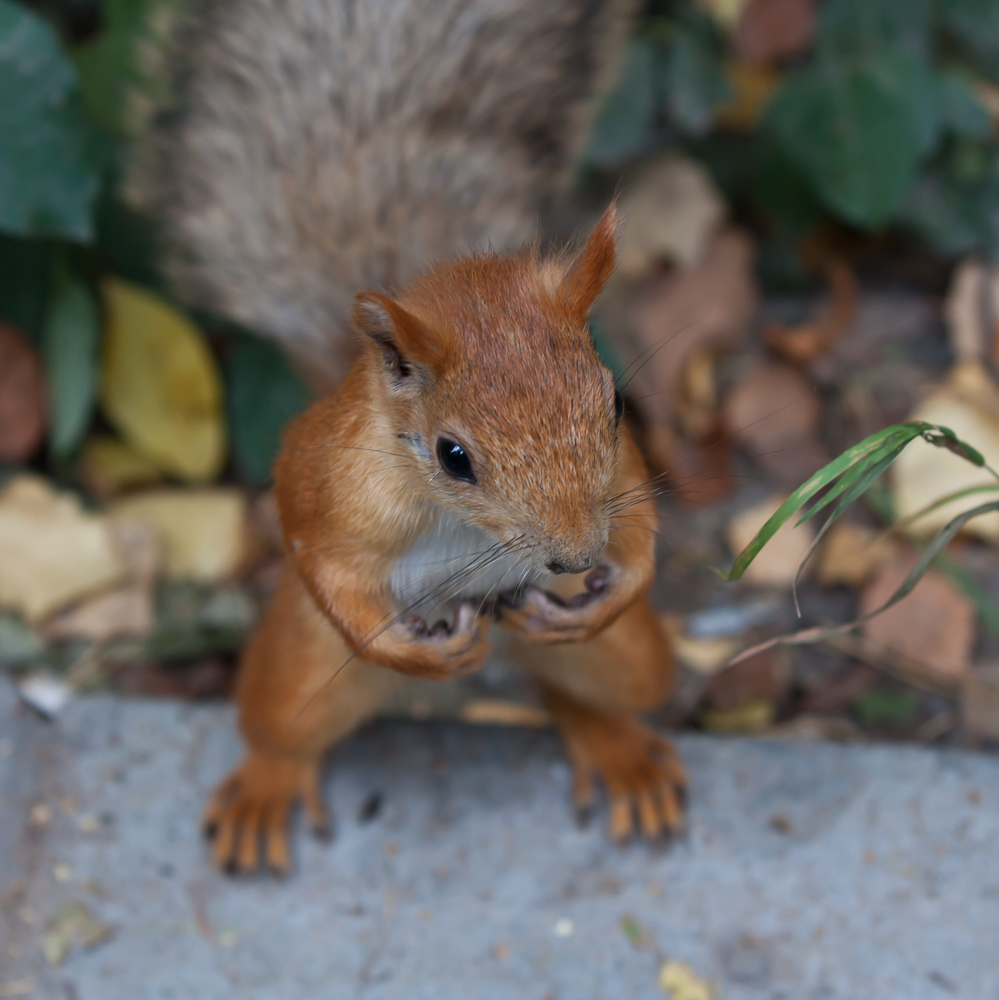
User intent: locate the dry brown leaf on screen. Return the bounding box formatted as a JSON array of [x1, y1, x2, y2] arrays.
[[722, 360, 820, 454], [459, 699, 551, 727], [616, 154, 726, 279], [0, 323, 46, 462], [763, 258, 856, 364], [42, 900, 113, 968], [860, 559, 975, 687], [714, 60, 781, 130], [111, 489, 249, 582], [705, 648, 789, 711], [702, 699, 775, 732], [891, 362, 999, 542], [659, 960, 716, 1000], [961, 663, 999, 743], [0, 476, 125, 623], [732, 0, 816, 65], [45, 585, 153, 642], [76, 435, 164, 499], [727, 493, 817, 586], [817, 522, 897, 588], [627, 229, 758, 470], [662, 615, 739, 674], [943, 259, 999, 363]]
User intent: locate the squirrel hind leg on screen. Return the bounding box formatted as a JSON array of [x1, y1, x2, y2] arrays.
[[515, 595, 686, 842], [202, 752, 330, 876]]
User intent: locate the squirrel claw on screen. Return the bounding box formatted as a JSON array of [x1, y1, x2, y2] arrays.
[[202, 753, 328, 876]]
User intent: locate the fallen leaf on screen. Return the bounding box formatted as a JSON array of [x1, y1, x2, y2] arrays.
[[76, 435, 163, 499], [891, 362, 999, 542], [860, 559, 975, 687], [616, 154, 727, 278], [44, 584, 152, 642], [42, 900, 113, 967], [727, 493, 817, 586], [659, 959, 716, 1000], [961, 663, 999, 743], [626, 229, 758, 470], [111, 489, 249, 583], [763, 258, 856, 364], [704, 648, 789, 711], [702, 699, 775, 732], [459, 699, 551, 727], [101, 278, 225, 482], [722, 360, 821, 456], [817, 521, 897, 588], [0, 476, 125, 623], [732, 0, 816, 65], [853, 688, 918, 726], [714, 60, 780, 130], [662, 615, 739, 675], [0, 323, 46, 462], [944, 258, 999, 364], [698, 0, 751, 28], [798, 663, 877, 715]]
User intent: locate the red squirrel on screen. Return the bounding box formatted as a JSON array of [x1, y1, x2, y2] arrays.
[[128, 0, 682, 873]]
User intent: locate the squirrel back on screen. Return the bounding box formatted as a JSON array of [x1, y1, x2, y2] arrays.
[[128, 0, 637, 388]]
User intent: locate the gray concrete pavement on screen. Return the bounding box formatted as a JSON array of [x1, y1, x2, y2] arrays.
[[2, 678, 998, 999]]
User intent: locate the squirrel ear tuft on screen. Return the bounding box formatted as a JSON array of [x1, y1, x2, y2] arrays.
[[352, 292, 444, 382], [558, 203, 621, 324]]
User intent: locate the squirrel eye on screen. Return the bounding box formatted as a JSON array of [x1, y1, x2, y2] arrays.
[[436, 437, 476, 483], [614, 389, 624, 423]]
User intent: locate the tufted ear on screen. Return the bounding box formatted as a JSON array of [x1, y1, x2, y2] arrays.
[[352, 291, 446, 384], [559, 203, 621, 324]]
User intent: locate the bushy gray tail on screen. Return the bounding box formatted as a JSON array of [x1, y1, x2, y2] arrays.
[[128, 0, 636, 387]]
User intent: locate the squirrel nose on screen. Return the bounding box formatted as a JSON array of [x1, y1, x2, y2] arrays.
[[546, 556, 596, 575]]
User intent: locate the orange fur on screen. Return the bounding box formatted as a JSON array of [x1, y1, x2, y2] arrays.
[[204, 206, 682, 872]]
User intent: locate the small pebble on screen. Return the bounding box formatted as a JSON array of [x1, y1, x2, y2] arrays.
[[53, 864, 72, 883], [553, 918, 574, 938]]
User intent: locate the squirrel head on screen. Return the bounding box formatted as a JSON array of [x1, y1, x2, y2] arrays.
[[352, 205, 624, 574]]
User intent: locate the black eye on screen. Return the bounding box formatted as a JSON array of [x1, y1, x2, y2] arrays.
[[614, 389, 624, 423], [436, 437, 476, 483]]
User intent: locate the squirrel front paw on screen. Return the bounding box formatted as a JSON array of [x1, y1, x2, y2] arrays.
[[495, 566, 616, 644], [202, 753, 330, 876], [393, 602, 490, 679]]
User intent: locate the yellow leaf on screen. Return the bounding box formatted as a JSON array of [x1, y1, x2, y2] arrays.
[[715, 61, 781, 131], [659, 960, 716, 1000], [101, 279, 225, 482], [77, 435, 163, 498], [111, 488, 249, 583], [0, 476, 125, 623]]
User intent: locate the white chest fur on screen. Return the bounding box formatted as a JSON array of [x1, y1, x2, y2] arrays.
[[390, 512, 539, 619]]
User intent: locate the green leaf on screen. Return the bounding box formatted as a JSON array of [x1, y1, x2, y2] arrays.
[[0, 236, 53, 342], [765, 51, 931, 227], [42, 264, 101, 460], [818, 0, 932, 61], [582, 36, 658, 166], [939, 0, 999, 73], [661, 10, 730, 137], [853, 689, 918, 725], [74, 0, 157, 137], [935, 75, 991, 140], [0, 0, 104, 240], [227, 334, 313, 486]]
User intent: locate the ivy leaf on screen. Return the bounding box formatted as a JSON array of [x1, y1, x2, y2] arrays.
[[74, 0, 156, 137], [817, 0, 932, 61], [582, 37, 658, 167], [0, 236, 53, 343], [939, 0, 999, 72], [765, 50, 929, 227], [43, 264, 100, 461], [0, 0, 104, 241], [662, 12, 731, 136], [227, 334, 312, 486], [935, 75, 991, 140]]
